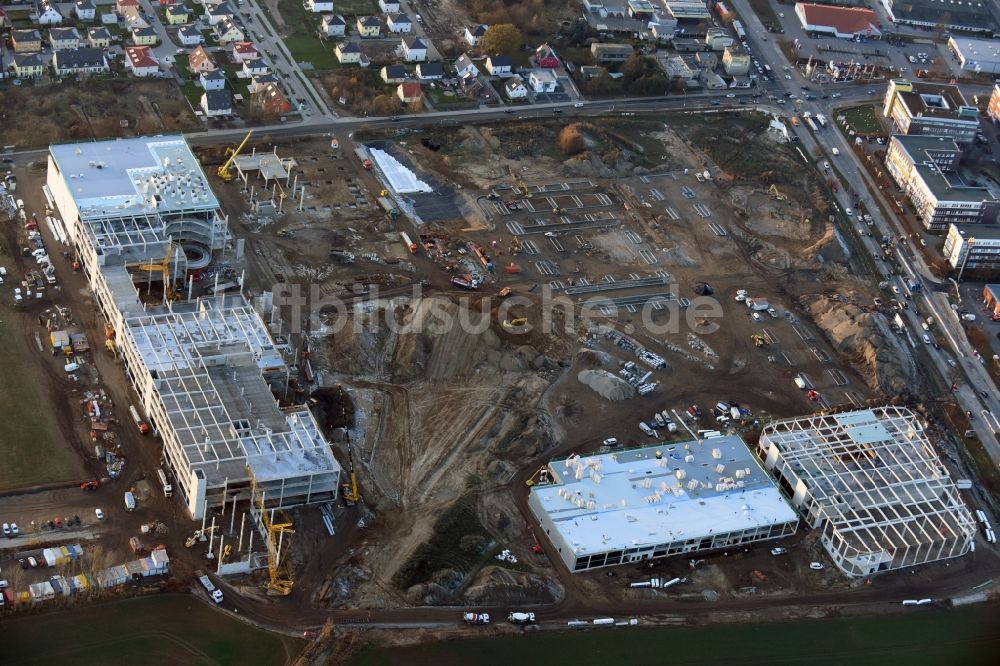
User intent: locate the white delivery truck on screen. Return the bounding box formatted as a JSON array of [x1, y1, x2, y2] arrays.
[[124, 491, 136, 511]]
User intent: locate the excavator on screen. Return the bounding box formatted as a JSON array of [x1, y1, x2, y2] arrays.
[[341, 437, 360, 507], [750, 334, 769, 348], [217, 130, 254, 182], [503, 317, 528, 328], [507, 165, 531, 199], [768, 184, 787, 202]]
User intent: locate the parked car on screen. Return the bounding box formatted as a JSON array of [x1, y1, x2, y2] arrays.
[[95, 508, 105, 520]]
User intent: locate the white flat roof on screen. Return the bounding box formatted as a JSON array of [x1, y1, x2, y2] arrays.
[[368, 147, 433, 194], [532, 436, 797, 556], [49, 135, 219, 220]]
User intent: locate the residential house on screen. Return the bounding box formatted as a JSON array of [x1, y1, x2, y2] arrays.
[[397, 81, 422, 103], [248, 72, 277, 93], [205, 2, 234, 25], [53, 47, 108, 76], [386, 13, 411, 33], [458, 71, 482, 96], [304, 0, 335, 11], [578, 65, 606, 81], [320, 14, 346, 37], [252, 81, 291, 115], [241, 57, 268, 77], [164, 4, 190, 24], [464, 24, 487, 46], [35, 2, 63, 26], [100, 10, 118, 25], [125, 45, 159, 76], [200, 69, 226, 89], [335, 40, 362, 64], [116, 0, 140, 13], [188, 45, 217, 73], [74, 0, 96, 22], [379, 0, 401, 12], [178, 24, 203, 45], [49, 27, 81, 51], [415, 61, 444, 80], [86, 26, 112, 48], [357, 16, 381, 37], [13, 53, 46, 79], [504, 74, 528, 99], [486, 54, 512, 76], [381, 63, 407, 83], [201, 90, 233, 117], [132, 26, 158, 46], [590, 42, 633, 64], [534, 44, 559, 68], [231, 41, 260, 63], [123, 13, 150, 30], [402, 36, 427, 62], [454, 53, 478, 78], [528, 68, 558, 93], [12, 29, 42, 54], [214, 17, 244, 44], [158, 0, 181, 6]]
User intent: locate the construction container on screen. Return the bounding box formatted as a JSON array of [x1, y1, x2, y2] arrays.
[[29, 581, 55, 602]]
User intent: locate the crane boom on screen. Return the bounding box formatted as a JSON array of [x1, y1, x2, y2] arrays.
[[218, 130, 254, 182]]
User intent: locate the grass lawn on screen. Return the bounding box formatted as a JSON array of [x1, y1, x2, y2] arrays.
[[0, 315, 84, 490], [336, 0, 379, 15], [285, 36, 342, 69], [0, 594, 303, 664], [425, 87, 475, 108], [838, 104, 886, 137], [351, 604, 1000, 666]]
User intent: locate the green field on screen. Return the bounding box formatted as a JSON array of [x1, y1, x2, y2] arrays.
[[351, 604, 1000, 666], [0, 314, 83, 490], [0, 594, 303, 665], [838, 104, 886, 137]]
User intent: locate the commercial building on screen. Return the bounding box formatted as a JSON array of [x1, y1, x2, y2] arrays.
[[528, 437, 799, 572], [885, 134, 997, 231], [883, 80, 981, 144], [990, 84, 1000, 124], [663, 0, 711, 20], [944, 224, 1000, 274], [948, 36, 1000, 75], [46, 136, 341, 520], [794, 3, 882, 40], [722, 46, 750, 75], [880, 0, 994, 34], [590, 42, 634, 64], [758, 407, 976, 577], [980, 284, 1000, 317]]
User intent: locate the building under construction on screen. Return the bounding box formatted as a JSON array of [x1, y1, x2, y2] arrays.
[[528, 436, 799, 572], [46, 135, 341, 520], [758, 407, 976, 577]]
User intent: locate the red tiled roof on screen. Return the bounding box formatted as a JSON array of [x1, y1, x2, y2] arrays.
[[796, 3, 880, 34], [126, 46, 158, 68], [399, 82, 422, 97], [233, 41, 258, 55]]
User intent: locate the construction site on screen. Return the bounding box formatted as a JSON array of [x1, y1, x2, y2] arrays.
[[0, 111, 997, 658]]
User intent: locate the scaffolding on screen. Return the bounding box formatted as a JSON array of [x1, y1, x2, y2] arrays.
[[758, 406, 976, 577]]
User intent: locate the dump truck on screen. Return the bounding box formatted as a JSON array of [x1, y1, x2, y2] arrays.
[[197, 571, 224, 604]]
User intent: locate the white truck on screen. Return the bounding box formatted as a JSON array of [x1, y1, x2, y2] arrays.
[[124, 491, 136, 512], [508, 611, 536, 624], [198, 571, 224, 604]]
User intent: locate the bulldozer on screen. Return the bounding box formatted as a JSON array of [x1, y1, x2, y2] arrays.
[[751, 334, 769, 348]]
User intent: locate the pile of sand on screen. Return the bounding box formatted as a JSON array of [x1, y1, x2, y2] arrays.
[[577, 369, 636, 401]]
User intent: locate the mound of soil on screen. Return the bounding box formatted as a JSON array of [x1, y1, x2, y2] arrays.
[[463, 566, 565, 605], [802, 294, 916, 395], [577, 369, 636, 401]]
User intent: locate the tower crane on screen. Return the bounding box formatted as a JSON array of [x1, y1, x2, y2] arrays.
[[341, 436, 360, 507], [126, 240, 182, 302], [218, 130, 254, 182], [250, 470, 295, 595]]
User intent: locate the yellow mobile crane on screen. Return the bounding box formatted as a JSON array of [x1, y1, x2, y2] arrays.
[[218, 130, 254, 182], [250, 471, 295, 595], [126, 240, 181, 302], [507, 165, 532, 199], [341, 437, 360, 506]]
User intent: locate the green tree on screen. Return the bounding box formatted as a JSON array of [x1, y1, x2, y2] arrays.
[[480, 23, 523, 57]]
